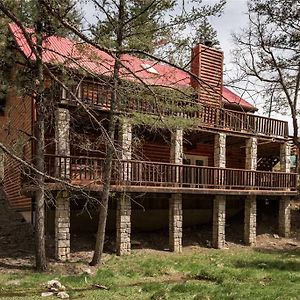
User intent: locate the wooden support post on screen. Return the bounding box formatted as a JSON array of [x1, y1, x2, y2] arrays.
[[280, 142, 291, 173]]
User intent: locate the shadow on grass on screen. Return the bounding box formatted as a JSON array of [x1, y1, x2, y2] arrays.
[[233, 248, 300, 272]]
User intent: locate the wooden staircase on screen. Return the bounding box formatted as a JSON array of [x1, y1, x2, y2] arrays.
[[257, 156, 280, 171]]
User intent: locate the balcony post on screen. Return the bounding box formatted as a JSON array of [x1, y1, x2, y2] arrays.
[[214, 133, 226, 168], [244, 137, 257, 246], [116, 118, 132, 255], [55, 108, 71, 178], [212, 133, 226, 249], [54, 108, 70, 261], [169, 129, 183, 253], [245, 137, 257, 170], [279, 196, 291, 237], [280, 142, 291, 173]]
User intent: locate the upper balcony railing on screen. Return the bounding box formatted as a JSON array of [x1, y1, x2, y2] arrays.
[[59, 82, 288, 138], [40, 155, 297, 192]]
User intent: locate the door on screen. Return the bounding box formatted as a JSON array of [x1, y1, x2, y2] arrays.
[[183, 155, 208, 187]]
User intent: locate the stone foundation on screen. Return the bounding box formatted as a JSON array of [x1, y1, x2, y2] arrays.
[[55, 191, 70, 261], [116, 195, 131, 255], [212, 195, 226, 249], [278, 196, 291, 237], [244, 195, 256, 245], [169, 194, 182, 253]]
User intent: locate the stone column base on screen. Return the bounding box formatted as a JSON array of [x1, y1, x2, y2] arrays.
[[116, 195, 131, 256], [169, 194, 182, 253], [212, 195, 226, 249], [244, 195, 256, 246], [55, 191, 70, 261]]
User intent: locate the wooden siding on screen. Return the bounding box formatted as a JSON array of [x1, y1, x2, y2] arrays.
[[191, 44, 223, 107], [0, 87, 33, 211]]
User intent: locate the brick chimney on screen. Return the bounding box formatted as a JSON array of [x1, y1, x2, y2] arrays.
[[191, 44, 223, 106]]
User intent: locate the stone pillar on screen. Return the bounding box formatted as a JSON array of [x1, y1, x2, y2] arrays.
[[244, 195, 256, 245], [212, 133, 226, 249], [214, 133, 226, 168], [280, 142, 291, 173], [0, 149, 4, 183], [55, 108, 70, 178], [55, 108, 70, 261], [245, 137, 257, 170], [170, 129, 183, 164], [119, 119, 132, 161], [169, 194, 183, 252], [116, 119, 132, 255], [119, 119, 132, 182], [278, 196, 291, 237], [169, 129, 183, 252], [212, 195, 226, 249], [244, 138, 257, 245], [55, 191, 70, 261], [116, 195, 131, 255]]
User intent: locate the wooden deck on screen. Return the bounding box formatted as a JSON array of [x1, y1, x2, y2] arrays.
[[60, 82, 288, 139], [26, 154, 296, 195]]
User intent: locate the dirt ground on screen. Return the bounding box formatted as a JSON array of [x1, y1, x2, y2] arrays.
[[0, 195, 299, 274]]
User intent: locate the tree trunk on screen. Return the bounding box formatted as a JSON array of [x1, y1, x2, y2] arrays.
[[34, 11, 47, 271], [90, 0, 125, 266]]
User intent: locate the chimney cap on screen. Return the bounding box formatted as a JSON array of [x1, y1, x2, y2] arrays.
[[204, 40, 213, 47]]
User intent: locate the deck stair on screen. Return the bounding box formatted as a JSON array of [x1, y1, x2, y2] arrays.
[[257, 156, 280, 171]]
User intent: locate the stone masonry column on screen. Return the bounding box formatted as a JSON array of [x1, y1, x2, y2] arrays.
[[0, 149, 4, 183], [279, 142, 291, 237], [244, 195, 257, 245], [244, 137, 257, 245], [212, 195, 226, 249], [169, 129, 183, 253], [279, 196, 291, 237], [280, 142, 291, 173], [116, 119, 132, 255], [116, 194, 131, 255], [54, 108, 70, 261], [55, 191, 70, 261], [212, 133, 226, 249]]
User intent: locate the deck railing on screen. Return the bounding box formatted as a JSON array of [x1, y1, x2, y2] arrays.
[[44, 155, 297, 191], [60, 83, 288, 138]]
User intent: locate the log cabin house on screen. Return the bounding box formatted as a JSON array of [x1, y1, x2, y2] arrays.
[[0, 23, 297, 261]]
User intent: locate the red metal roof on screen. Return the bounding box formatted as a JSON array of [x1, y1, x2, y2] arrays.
[[9, 23, 256, 111]]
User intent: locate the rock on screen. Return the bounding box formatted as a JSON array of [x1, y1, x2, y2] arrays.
[[273, 234, 280, 239], [46, 279, 65, 292], [41, 292, 54, 297], [57, 291, 69, 299], [83, 268, 93, 276]]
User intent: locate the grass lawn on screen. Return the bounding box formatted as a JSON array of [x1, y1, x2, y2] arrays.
[[0, 248, 299, 300]]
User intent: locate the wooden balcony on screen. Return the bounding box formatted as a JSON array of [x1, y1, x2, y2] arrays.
[[36, 155, 297, 195], [60, 83, 288, 139]]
